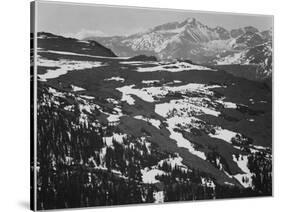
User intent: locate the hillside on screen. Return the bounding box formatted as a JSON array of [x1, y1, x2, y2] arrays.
[[38, 32, 117, 57], [35, 32, 272, 210]]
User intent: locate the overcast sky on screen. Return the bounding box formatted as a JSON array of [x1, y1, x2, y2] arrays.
[[37, 1, 273, 39]]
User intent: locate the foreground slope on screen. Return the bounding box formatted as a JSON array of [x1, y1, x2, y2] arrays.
[[34, 33, 272, 210]]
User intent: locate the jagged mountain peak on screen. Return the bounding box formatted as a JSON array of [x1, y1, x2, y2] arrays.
[[181, 17, 201, 26], [230, 28, 244, 38], [261, 28, 272, 40], [180, 17, 213, 31], [230, 26, 259, 38], [150, 21, 180, 32], [244, 26, 259, 33], [186, 17, 197, 23], [85, 19, 272, 77], [150, 17, 206, 33]]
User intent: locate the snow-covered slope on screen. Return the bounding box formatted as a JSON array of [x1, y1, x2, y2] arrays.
[[215, 42, 272, 79]]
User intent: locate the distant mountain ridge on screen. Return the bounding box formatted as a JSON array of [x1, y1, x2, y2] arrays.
[[38, 32, 117, 57], [85, 18, 272, 79]]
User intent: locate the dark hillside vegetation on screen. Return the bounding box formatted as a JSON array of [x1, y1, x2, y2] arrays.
[[35, 82, 271, 210], [33, 31, 272, 210]]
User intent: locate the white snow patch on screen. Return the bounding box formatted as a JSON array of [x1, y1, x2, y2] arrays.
[[141, 168, 166, 184], [77, 40, 89, 44], [201, 177, 216, 189], [104, 106, 123, 122], [48, 87, 64, 97], [119, 61, 158, 65], [166, 125, 206, 160], [233, 155, 250, 173], [119, 93, 135, 105], [116, 85, 154, 105], [64, 105, 74, 111], [249, 98, 255, 104], [71, 85, 85, 92], [134, 115, 161, 129], [107, 114, 121, 122], [216, 99, 237, 109], [142, 80, 160, 84], [155, 103, 208, 160], [155, 98, 220, 118], [224, 182, 235, 186], [80, 95, 95, 100], [232, 154, 253, 188], [153, 191, 164, 203], [38, 49, 130, 60], [117, 83, 221, 105], [216, 51, 245, 65], [153, 86, 225, 160], [139, 137, 152, 155], [209, 127, 237, 144], [252, 145, 267, 150], [158, 154, 189, 171], [37, 57, 104, 80], [136, 61, 215, 72], [119, 61, 143, 65], [223, 102, 237, 109], [103, 133, 127, 146], [104, 77, 125, 82], [106, 98, 119, 104], [103, 137, 113, 147], [113, 133, 127, 144]]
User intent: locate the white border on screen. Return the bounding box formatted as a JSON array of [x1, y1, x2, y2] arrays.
[[0, 0, 280, 212]]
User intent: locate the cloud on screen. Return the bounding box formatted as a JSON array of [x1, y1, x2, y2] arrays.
[[61, 26, 149, 39], [125, 27, 147, 36], [63, 29, 108, 40]]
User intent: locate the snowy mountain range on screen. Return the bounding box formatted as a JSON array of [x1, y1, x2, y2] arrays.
[[85, 18, 272, 80]]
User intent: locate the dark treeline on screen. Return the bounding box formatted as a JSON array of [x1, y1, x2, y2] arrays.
[[36, 85, 164, 209], [34, 84, 271, 210], [248, 150, 272, 194]]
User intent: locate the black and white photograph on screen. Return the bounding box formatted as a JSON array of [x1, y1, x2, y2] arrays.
[[31, 1, 273, 210]]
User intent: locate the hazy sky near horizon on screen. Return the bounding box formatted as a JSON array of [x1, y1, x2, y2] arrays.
[[37, 1, 273, 39]]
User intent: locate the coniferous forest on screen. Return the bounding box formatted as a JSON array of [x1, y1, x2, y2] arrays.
[[32, 83, 272, 210]]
